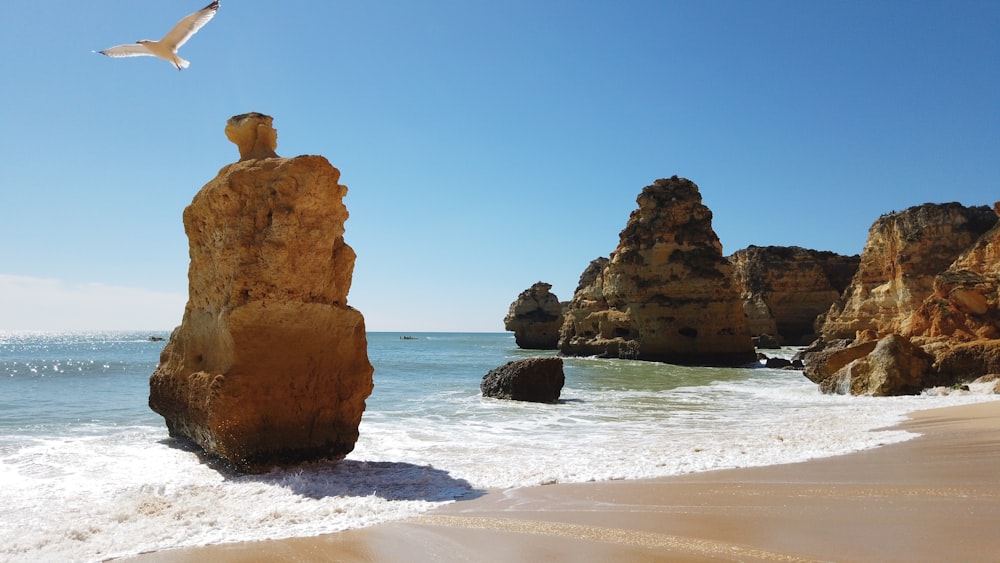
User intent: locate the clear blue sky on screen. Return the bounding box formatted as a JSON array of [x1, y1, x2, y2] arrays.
[[1, 1, 997, 332]]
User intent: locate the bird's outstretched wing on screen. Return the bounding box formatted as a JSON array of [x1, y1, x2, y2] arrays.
[[161, 0, 220, 50], [98, 44, 156, 58]]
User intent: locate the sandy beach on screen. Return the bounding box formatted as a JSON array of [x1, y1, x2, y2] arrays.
[[128, 399, 1000, 562]]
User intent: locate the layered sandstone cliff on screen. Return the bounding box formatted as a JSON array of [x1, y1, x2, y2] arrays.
[[149, 115, 374, 471], [820, 203, 996, 339], [558, 177, 755, 366], [803, 201, 999, 395], [908, 202, 1000, 381], [558, 258, 611, 353], [907, 202, 1000, 344], [504, 282, 563, 349], [729, 246, 859, 345]]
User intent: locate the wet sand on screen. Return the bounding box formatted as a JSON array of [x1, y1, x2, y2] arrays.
[[128, 400, 1000, 562]]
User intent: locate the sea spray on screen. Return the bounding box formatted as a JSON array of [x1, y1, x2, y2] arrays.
[[2, 331, 997, 561]]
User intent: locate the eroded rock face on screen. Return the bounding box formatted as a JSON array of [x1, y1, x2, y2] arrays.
[[480, 357, 564, 403], [729, 246, 859, 345], [907, 202, 1000, 346], [558, 177, 755, 366], [820, 203, 996, 339], [823, 334, 932, 396], [149, 117, 373, 472], [504, 282, 563, 349], [557, 258, 612, 353], [935, 340, 1000, 383], [803, 201, 999, 395], [225, 112, 279, 161]]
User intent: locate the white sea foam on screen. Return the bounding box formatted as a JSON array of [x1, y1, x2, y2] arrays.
[[0, 428, 465, 562], [2, 335, 998, 562], [3, 390, 996, 562], [353, 367, 994, 489]]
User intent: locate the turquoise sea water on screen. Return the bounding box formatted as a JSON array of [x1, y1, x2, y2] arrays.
[[1, 330, 997, 561]]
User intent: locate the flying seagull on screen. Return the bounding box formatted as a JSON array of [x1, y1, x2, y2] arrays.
[[97, 1, 220, 71]]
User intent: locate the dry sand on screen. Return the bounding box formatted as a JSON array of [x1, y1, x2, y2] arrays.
[[128, 400, 1000, 562]]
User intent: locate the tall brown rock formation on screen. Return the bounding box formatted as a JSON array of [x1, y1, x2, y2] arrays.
[[504, 282, 563, 349], [907, 202, 1000, 344], [559, 177, 755, 366], [803, 201, 999, 395], [820, 203, 996, 339], [149, 114, 374, 471], [729, 246, 859, 345], [908, 202, 1000, 381]]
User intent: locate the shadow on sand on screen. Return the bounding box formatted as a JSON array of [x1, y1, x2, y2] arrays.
[[160, 437, 484, 503]]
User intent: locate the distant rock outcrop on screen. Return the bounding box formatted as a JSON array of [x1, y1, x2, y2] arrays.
[[149, 114, 374, 472], [802, 201, 999, 395], [558, 177, 755, 366], [729, 246, 859, 346], [504, 282, 563, 349], [558, 257, 611, 350], [480, 357, 565, 403]]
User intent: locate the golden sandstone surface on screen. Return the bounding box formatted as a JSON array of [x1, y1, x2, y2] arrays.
[[805, 201, 1000, 394], [150, 114, 373, 471], [558, 177, 756, 366], [728, 246, 858, 345], [224, 112, 279, 161], [822, 203, 996, 339], [503, 282, 563, 350]]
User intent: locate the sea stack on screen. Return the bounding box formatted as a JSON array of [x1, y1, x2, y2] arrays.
[[504, 282, 563, 349], [559, 177, 756, 366], [149, 113, 374, 472]]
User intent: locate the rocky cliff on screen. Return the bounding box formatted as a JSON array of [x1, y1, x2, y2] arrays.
[[908, 202, 1000, 382], [558, 258, 611, 353], [820, 203, 996, 339], [504, 282, 563, 349], [907, 202, 1000, 344], [558, 177, 755, 366], [802, 201, 999, 395], [149, 114, 374, 471], [729, 246, 859, 345]]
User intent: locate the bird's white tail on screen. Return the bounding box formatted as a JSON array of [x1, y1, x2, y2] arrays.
[[174, 57, 191, 70]]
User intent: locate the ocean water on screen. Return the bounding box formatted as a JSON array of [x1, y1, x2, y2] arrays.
[[1, 331, 997, 562]]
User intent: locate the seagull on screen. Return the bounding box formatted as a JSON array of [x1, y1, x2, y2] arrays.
[[97, 1, 220, 71]]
